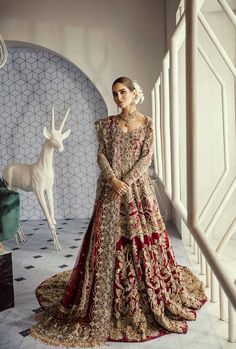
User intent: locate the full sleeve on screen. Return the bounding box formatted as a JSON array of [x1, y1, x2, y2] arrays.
[[95, 120, 116, 181], [122, 119, 154, 186]]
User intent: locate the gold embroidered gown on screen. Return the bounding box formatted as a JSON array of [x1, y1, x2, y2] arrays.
[[30, 115, 207, 347]]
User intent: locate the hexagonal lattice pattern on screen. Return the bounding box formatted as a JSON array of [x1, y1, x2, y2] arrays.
[[0, 47, 107, 219]]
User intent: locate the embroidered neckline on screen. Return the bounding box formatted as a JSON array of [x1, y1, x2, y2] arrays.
[[114, 115, 148, 135]]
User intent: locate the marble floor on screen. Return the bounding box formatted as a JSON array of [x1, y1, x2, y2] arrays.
[[0, 219, 222, 349], [183, 236, 236, 349]]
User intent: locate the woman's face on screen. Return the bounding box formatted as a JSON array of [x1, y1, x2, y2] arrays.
[[112, 82, 136, 109]]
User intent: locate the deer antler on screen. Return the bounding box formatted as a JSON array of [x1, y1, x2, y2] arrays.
[[51, 105, 55, 132], [59, 107, 70, 132]]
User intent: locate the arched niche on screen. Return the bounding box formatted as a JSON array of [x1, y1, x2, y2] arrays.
[[0, 42, 107, 219]]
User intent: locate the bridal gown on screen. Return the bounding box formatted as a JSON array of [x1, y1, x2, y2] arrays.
[[30, 115, 207, 347]]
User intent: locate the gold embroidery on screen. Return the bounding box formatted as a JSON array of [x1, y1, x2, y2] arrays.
[[30, 115, 207, 347]]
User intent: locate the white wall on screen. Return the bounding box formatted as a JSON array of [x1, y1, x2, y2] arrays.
[[197, 10, 236, 239], [175, 9, 236, 240], [164, 0, 182, 49], [0, 46, 108, 219], [0, 0, 184, 221], [1, 0, 167, 117]]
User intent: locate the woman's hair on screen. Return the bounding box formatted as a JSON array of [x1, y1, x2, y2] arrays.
[[112, 76, 144, 104], [112, 76, 135, 91]]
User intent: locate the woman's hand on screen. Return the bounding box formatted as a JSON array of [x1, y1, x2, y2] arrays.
[[109, 177, 129, 200], [110, 190, 120, 200]]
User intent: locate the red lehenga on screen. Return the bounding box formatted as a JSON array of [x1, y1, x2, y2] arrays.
[[30, 115, 207, 347]]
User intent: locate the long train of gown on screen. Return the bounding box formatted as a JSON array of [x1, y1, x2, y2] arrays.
[[30, 115, 207, 347]]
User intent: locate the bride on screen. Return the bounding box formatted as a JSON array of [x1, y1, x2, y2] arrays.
[[30, 76, 207, 347]]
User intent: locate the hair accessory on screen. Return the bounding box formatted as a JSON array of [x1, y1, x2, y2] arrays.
[[133, 80, 144, 104]]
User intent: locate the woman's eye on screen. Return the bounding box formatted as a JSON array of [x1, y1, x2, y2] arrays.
[[121, 91, 126, 94]]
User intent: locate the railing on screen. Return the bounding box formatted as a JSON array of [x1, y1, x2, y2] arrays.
[[151, 0, 236, 343]]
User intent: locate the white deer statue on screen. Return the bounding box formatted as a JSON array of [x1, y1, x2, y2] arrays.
[[2, 106, 71, 251]]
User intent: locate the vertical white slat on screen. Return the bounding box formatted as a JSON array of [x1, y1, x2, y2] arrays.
[[219, 285, 227, 321], [228, 300, 236, 342], [197, 245, 200, 264], [211, 270, 218, 303], [154, 79, 164, 181], [162, 53, 172, 196], [189, 232, 193, 247], [200, 252, 206, 275], [160, 72, 166, 185], [151, 88, 159, 178], [206, 262, 210, 287], [169, 38, 180, 204], [193, 239, 196, 254]]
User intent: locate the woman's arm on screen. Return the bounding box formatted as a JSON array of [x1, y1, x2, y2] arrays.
[[122, 118, 154, 186], [95, 120, 116, 182]]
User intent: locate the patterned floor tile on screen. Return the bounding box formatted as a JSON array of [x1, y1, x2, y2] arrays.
[[24, 266, 35, 270], [19, 329, 31, 337], [0, 219, 221, 349]]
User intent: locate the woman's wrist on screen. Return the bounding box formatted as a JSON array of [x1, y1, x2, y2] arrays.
[[109, 176, 117, 184]]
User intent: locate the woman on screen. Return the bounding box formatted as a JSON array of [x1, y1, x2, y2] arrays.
[[30, 77, 207, 347]]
